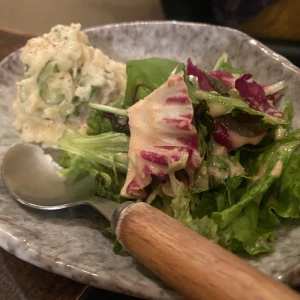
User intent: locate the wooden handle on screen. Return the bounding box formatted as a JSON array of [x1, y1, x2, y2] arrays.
[[115, 202, 300, 300]]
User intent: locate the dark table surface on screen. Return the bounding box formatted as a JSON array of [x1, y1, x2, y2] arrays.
[[0, 28, 140, 300]]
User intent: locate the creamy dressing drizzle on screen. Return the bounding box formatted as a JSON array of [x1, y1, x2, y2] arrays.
[[271, 161, 283, 178], [275, 126, 287, 140], [229, 129, 266, 149], [208, 103, 226, 117], [208, 141, 244, 183], [252, 167, 267, 181]]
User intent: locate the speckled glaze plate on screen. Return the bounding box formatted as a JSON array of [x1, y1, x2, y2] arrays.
[[1, 21, 300, 299]]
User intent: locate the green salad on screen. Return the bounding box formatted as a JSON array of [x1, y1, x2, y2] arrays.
[[58, 53, 300, 255]]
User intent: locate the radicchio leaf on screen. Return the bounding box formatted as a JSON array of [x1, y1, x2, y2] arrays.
[[208, 70, 235, 89], [212, 114, 267, 151], [120, 72, 201, 199], [203, 72, 231, 95], [235, 74, 284, 118], [187, 58, 213, 91], [212, 119, 234, 151], [217, 114, 266, 138], [187, 58, 235, 94]]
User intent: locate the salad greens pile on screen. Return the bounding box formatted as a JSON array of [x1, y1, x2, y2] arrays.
[[58, 54, 300, 255]]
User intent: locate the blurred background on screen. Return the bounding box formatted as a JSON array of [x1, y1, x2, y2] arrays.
[[0, 0, 164, 34], [0, 0, 299, 65]]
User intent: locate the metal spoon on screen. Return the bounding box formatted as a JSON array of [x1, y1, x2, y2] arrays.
[[1, 143, 132, 224], [1, 143, 299, 300]]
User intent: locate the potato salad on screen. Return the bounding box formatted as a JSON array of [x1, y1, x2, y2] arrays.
[[13, 23, 126, 147]]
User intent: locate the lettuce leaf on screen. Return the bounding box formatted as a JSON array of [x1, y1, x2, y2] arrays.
[[212, 140, 300, 228], [191, 190, 215, 219], [87, 110, 114, 135], [213, 53, 245, 75], [192, 89, 287, 125], [193, 160, 209, 193], [58, 151, 99, 185], [87, 108, 129, 136], [207, 141, 244, 187], [58, 129, 129, 173], [260, 150, 300, 225], [226, 175, 244, 206], [58, 130, 129, 202], [218, 62, 245, 75], [282, 100, 293, 133], [219, 202, 275, 255], [170, 178, 218, 240], [170, 173, 274, 254], [95, 171, 126, 203], [124, 57, 185, 107]]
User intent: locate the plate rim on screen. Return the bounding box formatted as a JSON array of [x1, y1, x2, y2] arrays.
[[2, 20, 299, 76]]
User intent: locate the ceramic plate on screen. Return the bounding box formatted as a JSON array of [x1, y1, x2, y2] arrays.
[[1, 21, 300, 300]]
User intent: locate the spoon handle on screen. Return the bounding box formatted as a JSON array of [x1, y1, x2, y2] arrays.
[[113, 202, 300, 300]]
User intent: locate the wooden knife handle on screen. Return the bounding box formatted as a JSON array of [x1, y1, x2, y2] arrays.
[[114, 202, 300, 300]]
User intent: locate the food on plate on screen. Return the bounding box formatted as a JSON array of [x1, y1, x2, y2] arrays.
[[13, 24, 126, 147], [14, 24, 300, 256]]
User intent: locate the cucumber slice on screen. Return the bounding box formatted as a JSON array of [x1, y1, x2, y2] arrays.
[[59, 102, 75, 116], [66, 85, 100, 120], [90, 85, 101, 101], [78, 74, 92, 87], [37, 60, 71, 105], [19, 85, 28, 102], [75, 73, 101, 102], [37, 60, 58, 83]]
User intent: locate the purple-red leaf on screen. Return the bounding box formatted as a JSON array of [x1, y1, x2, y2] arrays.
[[212, 114, 268, 151], [209, 70, 235, 88], [120, 72, 201, 199], [235, 74, 265, 107], [212, 119, 233, 151], [187, 58, 213, 91], [235, 74, 284, 118], [187, 58, 235, 93]]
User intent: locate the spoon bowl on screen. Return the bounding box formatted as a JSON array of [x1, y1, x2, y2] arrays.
[[1, 143, 120, 220]]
